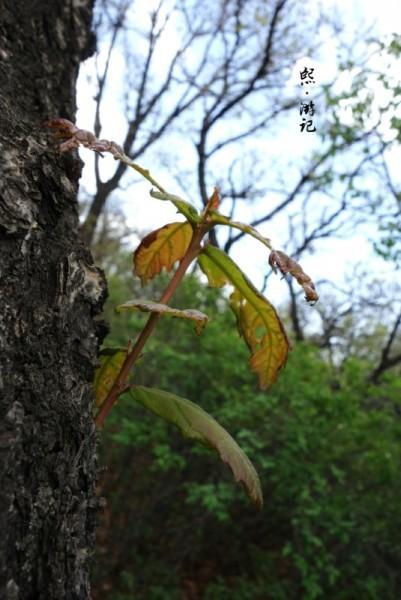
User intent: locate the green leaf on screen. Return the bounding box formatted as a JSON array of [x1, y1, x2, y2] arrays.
[[93, 347, 127, 408], [116, 299, 208, 335], [207, 211, 272, 251], [150, 190, 200, 224], [199, 245, 290, 388], [128, 385, 263, 509], [134, 221, 193, 284]]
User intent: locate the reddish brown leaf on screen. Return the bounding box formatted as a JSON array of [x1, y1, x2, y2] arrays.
[[204, 187, 220, 213]]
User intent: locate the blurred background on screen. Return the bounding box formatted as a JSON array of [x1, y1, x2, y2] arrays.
[[77, 1, 401, 597]]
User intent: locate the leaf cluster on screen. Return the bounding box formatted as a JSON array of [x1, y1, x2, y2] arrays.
[[84, 163, 318, 506]]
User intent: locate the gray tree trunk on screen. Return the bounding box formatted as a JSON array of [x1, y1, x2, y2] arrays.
[[0, 1, 106, 598]]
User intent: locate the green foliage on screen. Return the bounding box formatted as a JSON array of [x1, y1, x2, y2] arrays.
[[322, 34, 401, 267], [93, 274, 401, 599]]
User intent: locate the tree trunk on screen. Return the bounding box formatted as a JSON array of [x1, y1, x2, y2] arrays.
[[0, 1, 106, 598]]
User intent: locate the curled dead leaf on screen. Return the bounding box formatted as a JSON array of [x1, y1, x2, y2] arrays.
[[268, 250, 319, 304]]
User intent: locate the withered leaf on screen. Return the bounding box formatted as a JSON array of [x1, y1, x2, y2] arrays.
[[116, 299, 208, 335], [269, 250, 319, 303], [204, 187, 220, 213]]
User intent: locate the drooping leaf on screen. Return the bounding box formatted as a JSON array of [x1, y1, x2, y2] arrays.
[[129, 385, 263, 509], [198, 250, 227, 288], [93, 347, 127, 408], [269, 250, 319, 303], [116, 299, 208, 335], [207, 211, 272, 252], [134, 221, 193, 284], [229, 289, 289, 389], [150, 190, 200, 224], [199, 245, 290, 388]]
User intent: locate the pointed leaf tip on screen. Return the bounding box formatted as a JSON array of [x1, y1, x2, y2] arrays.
[[207, 212, 272, 252], [205, 187, 220, 212], [149, 190, 200, 224]]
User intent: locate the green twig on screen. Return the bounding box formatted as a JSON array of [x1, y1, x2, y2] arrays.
[[118, 153, 166, 193]]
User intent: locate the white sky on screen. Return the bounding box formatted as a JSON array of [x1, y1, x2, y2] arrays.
[[76, 0, 401, 309]]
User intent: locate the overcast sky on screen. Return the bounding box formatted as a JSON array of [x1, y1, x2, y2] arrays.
[[76, 1, 400, 308]]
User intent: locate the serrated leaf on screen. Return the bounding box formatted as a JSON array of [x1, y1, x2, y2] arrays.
[[129, 385, 263, 509], [150, 190, 200, 224], [116, 299, 208, 335], [229, 289, 289, 388], [134, 221, 193, 284], [199, 245, 290, 388], [93, 347, 127, 408], [207, 211, 272, 251]]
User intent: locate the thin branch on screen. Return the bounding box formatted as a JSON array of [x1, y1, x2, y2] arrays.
[[93, 9, 126, 184], [207, 101, 296, 159], [223, 128, 379, 253], [286, 277, 305, 341], [207, 0, 288, 129], [370, 312, 401, 383], [379, 142, 399, 203]]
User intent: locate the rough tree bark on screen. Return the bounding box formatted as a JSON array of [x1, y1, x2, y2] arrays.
[[0, 1, 106, 598]]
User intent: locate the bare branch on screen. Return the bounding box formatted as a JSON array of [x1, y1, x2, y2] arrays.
[[207, 0, 288, 128], [207, 101, 296, 159], [286, 277, 305, 341], [223, 127, 379, 253], [93, 3, 128, 185], [370, 312, 401, 383]]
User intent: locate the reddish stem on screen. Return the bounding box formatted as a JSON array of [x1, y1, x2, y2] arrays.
[[95, 225, 208, 428]]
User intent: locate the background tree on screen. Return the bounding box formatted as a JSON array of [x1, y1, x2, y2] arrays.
[[0, 1, 105, 597], [79, 0, 334, 246], [78, 1, 400, 346]]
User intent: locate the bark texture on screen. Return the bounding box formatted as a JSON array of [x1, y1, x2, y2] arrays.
[[0, 1, 105, 598]]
